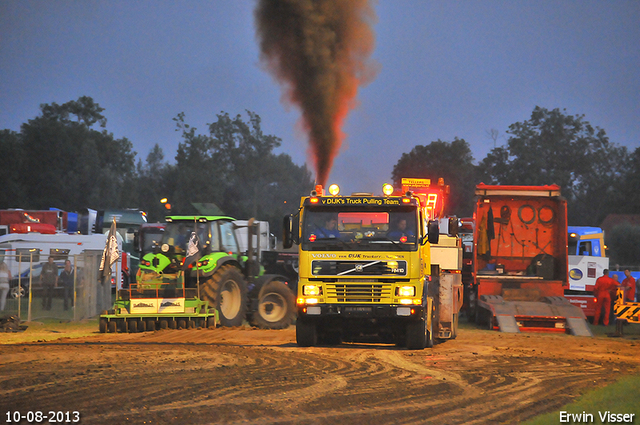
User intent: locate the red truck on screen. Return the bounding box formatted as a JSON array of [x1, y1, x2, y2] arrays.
[[470, 184, 592, 336]]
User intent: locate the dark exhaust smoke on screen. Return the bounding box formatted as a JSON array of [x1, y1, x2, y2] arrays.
[[255, 0, 377, 186]]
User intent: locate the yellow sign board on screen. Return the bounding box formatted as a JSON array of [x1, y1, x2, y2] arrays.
[[401, 178, 431, 188]]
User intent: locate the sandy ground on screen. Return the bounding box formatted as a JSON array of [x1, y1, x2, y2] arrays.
[[1, 325, 639, 425]]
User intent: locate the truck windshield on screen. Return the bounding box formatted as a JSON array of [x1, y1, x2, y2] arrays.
[[302, 206, 418, 251]]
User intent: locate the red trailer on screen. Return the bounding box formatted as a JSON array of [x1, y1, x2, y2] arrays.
[[0, 210, 66, 234], [471, 184, 591, 336]]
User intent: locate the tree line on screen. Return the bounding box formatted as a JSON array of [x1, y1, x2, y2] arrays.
[[1, 98, 638, 263], [0, 97, 314, 235], [391, 106, 640, 265]]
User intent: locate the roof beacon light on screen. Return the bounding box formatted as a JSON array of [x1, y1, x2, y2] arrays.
[[328, 184, 340, 196], [382, 183, 394, 196]]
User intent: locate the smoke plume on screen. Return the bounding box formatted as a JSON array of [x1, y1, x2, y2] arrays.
[[255, 0, 377, 186]]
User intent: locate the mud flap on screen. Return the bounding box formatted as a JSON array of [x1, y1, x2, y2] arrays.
[[566, 317, 593, 337]]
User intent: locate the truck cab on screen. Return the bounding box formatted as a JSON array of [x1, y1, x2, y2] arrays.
[[564, 226, 609, 318], [285, 179, 462, 349]]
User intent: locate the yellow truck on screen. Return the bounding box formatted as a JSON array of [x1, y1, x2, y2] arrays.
[[283, 179, 463, 349]]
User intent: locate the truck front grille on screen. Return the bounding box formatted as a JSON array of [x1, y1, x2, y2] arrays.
[[325, 283, 392, 303]]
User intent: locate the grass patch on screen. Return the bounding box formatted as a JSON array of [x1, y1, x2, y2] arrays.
[[523, 375, 640, 425], [1, 318, 100, 344]]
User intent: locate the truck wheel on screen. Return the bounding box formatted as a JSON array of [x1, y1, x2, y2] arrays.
[[99, 318, 107, 333], [127, 319, 138, 333], [200, 265, 248, 327], [177, 319, 187, 329], [426, 317, 434, 348], [452, 313, 458, 339], [406, 316, 429, 350], [252, 280, 296, 329], [107, 320, 117, 333], [296, 318, 317, 347]]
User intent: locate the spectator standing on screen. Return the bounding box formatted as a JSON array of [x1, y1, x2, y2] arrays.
[[41, 256, 59, 311], [59, 260, 74, 311], [0, 261, 10, 311], [593, 269, 619, 326], [621, 269, 636, 302]]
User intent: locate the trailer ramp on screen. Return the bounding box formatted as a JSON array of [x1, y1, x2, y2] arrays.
[[479, 295, 592, 337]]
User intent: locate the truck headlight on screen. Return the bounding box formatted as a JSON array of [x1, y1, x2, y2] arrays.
[[396, 286, 416, 297], [303, 285, 322, 296]]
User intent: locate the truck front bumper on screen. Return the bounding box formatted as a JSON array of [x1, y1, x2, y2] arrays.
[[297, 304, 425, 320]]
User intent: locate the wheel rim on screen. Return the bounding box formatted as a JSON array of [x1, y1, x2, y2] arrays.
[[259, 292, 287, 323], [220, 279, 241, 319], [10, 287, 25, 299]]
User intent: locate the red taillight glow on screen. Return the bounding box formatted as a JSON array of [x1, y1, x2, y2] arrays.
[[310, 198, 319, 204], [309, 234, 317, 242], [400, 236, 408, 243]]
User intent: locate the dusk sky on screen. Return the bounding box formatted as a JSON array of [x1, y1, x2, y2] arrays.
[[2, 1, 639, 196]]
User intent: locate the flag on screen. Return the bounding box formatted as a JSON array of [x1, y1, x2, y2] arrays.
[[182, 231, 201, 271], [100, 217, 120, 281]]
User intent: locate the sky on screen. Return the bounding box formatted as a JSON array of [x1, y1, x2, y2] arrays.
[[1, 1, 639, 197]]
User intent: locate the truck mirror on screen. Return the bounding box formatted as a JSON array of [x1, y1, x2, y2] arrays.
[[283, 213, 300, 249], [448, 217, 459, 237], [283, 215, 293, 249], [428, 220, 440, 245], [133, 231, 139, 251]]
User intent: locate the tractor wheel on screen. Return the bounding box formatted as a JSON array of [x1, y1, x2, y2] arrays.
[[177, 319, 187, 329], [168, 319, 177, 329], [127, 319, 138, 333], [296, 318, 318, 347], [107, 320, 116, 333], [252, 280, 296, 329], [99, 318, 107, 333], [200, 265, 248, 327], [159, 319, 168, 330]]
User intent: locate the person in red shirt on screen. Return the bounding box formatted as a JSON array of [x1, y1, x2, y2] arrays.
[[621, 269, 637, 302], [593, 269, 619, 326]]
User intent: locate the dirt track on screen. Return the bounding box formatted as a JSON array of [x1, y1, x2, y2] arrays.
[[2, 326, 639, 425]]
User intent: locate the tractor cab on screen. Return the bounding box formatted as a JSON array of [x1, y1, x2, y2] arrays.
[[138, 216, 240, 277]]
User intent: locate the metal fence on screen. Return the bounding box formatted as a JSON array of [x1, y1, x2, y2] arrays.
[[0, 251, 112, 322]]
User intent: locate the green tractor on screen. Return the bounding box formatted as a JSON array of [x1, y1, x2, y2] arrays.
[[136, 216, 296, 329]]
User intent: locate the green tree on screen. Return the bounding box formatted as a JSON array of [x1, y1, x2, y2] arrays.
[[135, 144, 173, 222], [478, 107, 628, 225], [170, 111, 313, 234], [617, 147, 640, 213], [170, 112, 226, 215], [0, 129, 25, 208], [606, 224, 640, 267], [18, 97, 136, 210], [391, 138, 477, 217]]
